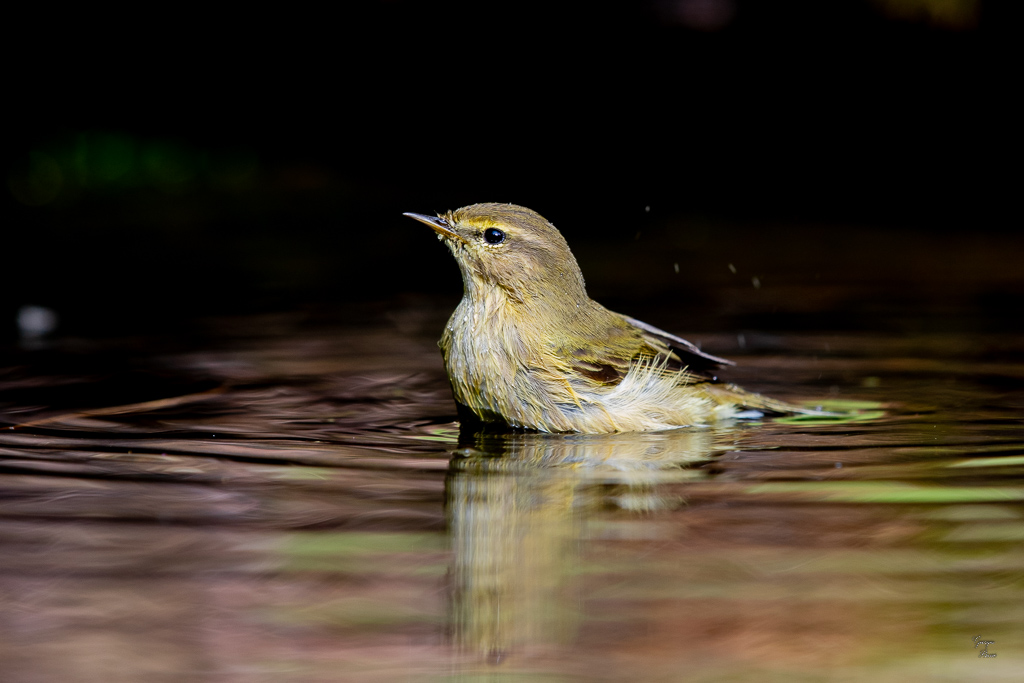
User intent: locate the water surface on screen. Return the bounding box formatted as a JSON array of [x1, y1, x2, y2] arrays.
[[1, 307, 1022, 681]]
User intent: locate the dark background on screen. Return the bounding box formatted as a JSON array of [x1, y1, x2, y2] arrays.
[[4, 0, 1017, 340]]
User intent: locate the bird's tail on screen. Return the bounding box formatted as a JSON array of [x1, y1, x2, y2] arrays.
[[703, 382, 832, 417]]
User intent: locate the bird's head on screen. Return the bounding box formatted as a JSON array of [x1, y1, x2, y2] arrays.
[[405, 203, 587, 306]]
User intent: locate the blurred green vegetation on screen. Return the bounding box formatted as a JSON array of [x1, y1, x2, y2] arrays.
[[8, 132, 258, 206], [747, 481, 1024, 504], [284, 531, 447, 574]]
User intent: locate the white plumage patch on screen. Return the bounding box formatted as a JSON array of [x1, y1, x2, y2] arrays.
[[551, 356, 716, 434]]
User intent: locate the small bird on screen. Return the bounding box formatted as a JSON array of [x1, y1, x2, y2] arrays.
[[405, 203, 810, 434]]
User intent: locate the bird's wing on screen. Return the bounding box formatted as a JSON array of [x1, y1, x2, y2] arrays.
[[619, 314, 733, 377], [551, 313, 730, 388], [550, 322, 642, 388], [551, 311, 816, 416], [619, 315, 821, 415]]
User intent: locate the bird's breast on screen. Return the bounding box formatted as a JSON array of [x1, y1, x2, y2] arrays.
[[441, 296, 531, 412]]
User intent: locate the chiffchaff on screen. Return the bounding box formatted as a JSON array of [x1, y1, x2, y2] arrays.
[[405, 203, 808, 433]]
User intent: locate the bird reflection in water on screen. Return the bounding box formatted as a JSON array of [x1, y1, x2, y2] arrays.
[[445, 425, 728, 660]]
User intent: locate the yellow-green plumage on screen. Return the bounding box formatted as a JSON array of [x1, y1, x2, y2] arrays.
[[405, 203, 806, 433]]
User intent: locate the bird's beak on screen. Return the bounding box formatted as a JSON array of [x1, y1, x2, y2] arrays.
[[403, 212, 463, 242]]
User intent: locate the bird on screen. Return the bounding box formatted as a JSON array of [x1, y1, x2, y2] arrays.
[[405, 202, 812, 434]]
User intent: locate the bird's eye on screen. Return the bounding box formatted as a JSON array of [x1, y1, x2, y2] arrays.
[[482, 228, 506, 245]]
